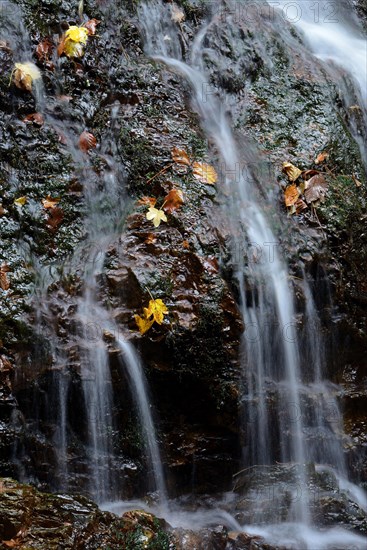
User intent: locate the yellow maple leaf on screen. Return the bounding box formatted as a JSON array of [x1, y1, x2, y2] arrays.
[[143, 299, 168, 325], [146, 206, 167, 228], [14, 196, 27, 206], [134, 314, 154, 335], [58, 26, 89, 58], [65, 26, 88, 44], [192, 162, 217, 185]]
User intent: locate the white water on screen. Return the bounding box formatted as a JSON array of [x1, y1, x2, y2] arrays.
[[273, 0, 367, 167], [3, 0, 367, 546], [117, 339, 168, 510], [137, 0, 367, 546]]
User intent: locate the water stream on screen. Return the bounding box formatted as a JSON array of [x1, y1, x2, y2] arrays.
[[2, 0, 367, 547], [135, 0, 367, 546]]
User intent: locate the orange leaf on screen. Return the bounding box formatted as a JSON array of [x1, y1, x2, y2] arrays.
[[57, 36, 67, 57], [145, 233, 157, 244], [79, 131, 97, 153], [284, 184, 300, 207], [46, 207, 64, 232], [138, 196, 157, 207], [85, 19, 101, 35], [23, 112, 44, 126], [192, 162, 217, 184], [0, 264, 10, 291], [295, 198, 308, 214], [163, 188, 184, 213], [171, 147, 191, 166], [315, 151, 329, 165], [42, 196, 60, 209]]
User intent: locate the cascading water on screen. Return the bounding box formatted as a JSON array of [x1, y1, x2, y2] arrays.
[[3, 0, 367, 546], [137, 0, 367, 546], [1, 0, 167, 506], [273, 0, 367, 167]]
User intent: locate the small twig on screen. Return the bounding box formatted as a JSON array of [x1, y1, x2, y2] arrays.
[[146, 163, 173, 184]]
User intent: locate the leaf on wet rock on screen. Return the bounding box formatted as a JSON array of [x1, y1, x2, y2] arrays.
[[66, 25, 89, 43], [295, 198, 308, 214], [315, 151, 329, 165], [42, 196, 60, 209], [35, 38, 54, 69], [0, 264, 10, 291], [46, 207, 64, 232], [192, 162, 217, 185], [79, 131, 97, 152], [171, 147, 191, 166], [0, 204, 5, 216], [146, 206, 167, 228], [14, 196, 27, 206], [145, 233, 157, 244], [282, 161, 302, 182], [171, 4, 185, 23], [284, 184, 300, 207], [304, 174, 328, 204], [135, 298, 168, 334], [138, 196, 157, 207], [22, 112, 44, 126], [134, 314, 154, 335], [352, 174, 362, 188], [58, 26, 89, 58], [84, 18, 100, 35], [143, 299, 168, 325], [163, 188, 184, 213], [13, 62, 41, 92]]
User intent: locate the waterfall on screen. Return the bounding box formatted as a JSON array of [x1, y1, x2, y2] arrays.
[[1, 1, 167, 505], [272, 0, 367, 168], [138, 0, 367, 545]]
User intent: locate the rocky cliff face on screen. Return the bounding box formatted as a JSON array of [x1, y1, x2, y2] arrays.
[[0, 0, 366, 523]]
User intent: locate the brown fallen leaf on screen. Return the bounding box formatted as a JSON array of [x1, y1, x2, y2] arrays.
[[42, 196, 60, 209], [304, 174, 328, 203], [163, 188, 184, 213], [315, 151, 329, 164], [182, 240, 190, 249], [22, 112, 44, 126], [0, 204, 5, 216], [85, 18, 101, 35], [282, 161, 302, 182], [79, 131, 97, 153], [352, 174, 362, 188], [295, 198, 308, 214], [13, 62, 41, 92], [192, 161, 217, 185], [145, 233, 157, 244], [36, 37, 53, 60], [284, 184, 300, 207], [171, 147, 191, 166], [46, 207, 64, 232], [138, 196, 157, 207], [0, 264, 10, 291], [35, 38, 54, 69]]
